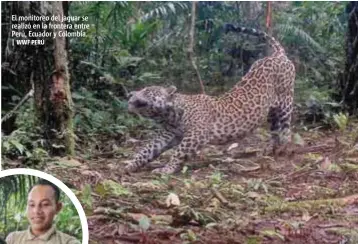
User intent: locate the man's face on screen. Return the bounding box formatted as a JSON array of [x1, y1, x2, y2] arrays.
[[26, 185, 62, 235]]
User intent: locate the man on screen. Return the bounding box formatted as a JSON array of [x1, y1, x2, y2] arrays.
[[5, 179, 81, 244]]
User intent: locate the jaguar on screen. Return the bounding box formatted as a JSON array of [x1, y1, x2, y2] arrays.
[[125, 24, 295, 174]]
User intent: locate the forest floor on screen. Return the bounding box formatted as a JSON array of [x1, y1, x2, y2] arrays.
[[5, 122, 358, 244]]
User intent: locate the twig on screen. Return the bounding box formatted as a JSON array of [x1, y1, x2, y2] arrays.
[[318, 223, 350, 228], [87, 214, 111, 221], [265, 1, 272, 55], [188, 1, 205, 94], [1, 88, 34, 123], [293, 144, 333, 154], [211, 188, 229, 205]]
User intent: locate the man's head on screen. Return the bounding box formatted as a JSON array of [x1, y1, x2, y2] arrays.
[[127, 85, 177, 118], [26, 179, 62, 236]]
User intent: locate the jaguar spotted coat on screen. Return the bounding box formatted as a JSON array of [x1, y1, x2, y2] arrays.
[[125, 24, 295, 174]]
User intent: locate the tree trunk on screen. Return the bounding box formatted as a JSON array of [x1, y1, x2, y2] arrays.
[[340, 2, 358, 115], [2, 2, 74, 155], [32, 1, 50, 138], [49, 1, 75, 155], [265, 1, 273, 55], [242, 2, 263, 21], [187, 1, 205, 94]]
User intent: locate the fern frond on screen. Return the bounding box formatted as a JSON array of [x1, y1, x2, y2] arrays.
[[275, 24, 325, 53], [141, 2, 190, 22], [0, 175, 37, 219]]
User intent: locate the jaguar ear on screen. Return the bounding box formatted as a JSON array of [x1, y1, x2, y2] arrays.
[[166, 85, 177, 96], [127, 91, 135, 99]]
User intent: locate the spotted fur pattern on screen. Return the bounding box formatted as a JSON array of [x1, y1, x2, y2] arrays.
[[125, 25, 295, 174]]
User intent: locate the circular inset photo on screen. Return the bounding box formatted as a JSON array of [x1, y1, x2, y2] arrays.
[[0, 169, 88, 244]]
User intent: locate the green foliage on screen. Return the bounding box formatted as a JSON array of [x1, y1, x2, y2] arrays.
[[70, 1, 166, 90], [275, 24, 325, 53], [0, 175, 35, 230], [94, 180, 131, 197], [1, 100, 49, 164], [180, 229, 197, 243], [332, 112, 349, 131], [208, 171, 224, 186], [79, 184, 93, 211], [2, 129, 48, 163], [141, 2, 190, 22], [1, 1, 352, 166], [294, 77, 343, 126], [56, 195, 82, 240], [246, 178, 268, 194], [260, 229, 285, 241], [275, 2, 346, 123], [69, 1, 352, 133], [72, 87, 150, 138]]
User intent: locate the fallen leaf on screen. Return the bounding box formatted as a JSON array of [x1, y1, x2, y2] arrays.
[[320, 157, 332, 170], [112, 144, 119, 151], [261, 229, 285, 241], [222, 157, 235, 163], [246, 191, 261, 199], [187, 229, 197, 241], [293, 133, 305, 146], [227, 143, 239, 151], [81, 170, 102, 178], [165, 193, 180, 207], [321, 159, 342, 172], [304, 153, 323, 161], [132, 181, 163, 191], [54, 158, 82, 167], [205, 198, 221, 213], [301, 210, 312, 222], [150, 214, 173, 225], [342, 194, 358, 205]]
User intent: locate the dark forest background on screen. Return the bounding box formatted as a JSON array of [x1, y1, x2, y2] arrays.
[[2, 2, 357, 161], [1, 2, 358, 243]]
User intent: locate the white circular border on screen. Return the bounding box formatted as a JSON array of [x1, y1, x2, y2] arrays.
[[0, 168, 89, 244]]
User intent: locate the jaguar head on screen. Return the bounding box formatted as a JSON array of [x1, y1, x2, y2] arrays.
[[127, 85, 177, 118]]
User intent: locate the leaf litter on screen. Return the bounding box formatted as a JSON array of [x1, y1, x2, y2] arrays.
[[40, 122, 358, 243]]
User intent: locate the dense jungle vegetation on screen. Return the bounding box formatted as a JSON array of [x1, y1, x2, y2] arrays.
[[1, 1, 358, 243]]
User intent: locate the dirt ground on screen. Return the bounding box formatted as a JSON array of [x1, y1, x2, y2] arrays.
[[5, 123, 358, 244]]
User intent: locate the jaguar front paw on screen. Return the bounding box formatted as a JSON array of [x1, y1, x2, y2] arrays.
[[124, 161, 140, 173], [151, 164, 181, 175]]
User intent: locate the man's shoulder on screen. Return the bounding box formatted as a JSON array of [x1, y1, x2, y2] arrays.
[[5, 230, 28, 243], [56, 230, 81, 244], [7, 230, 27, 236]]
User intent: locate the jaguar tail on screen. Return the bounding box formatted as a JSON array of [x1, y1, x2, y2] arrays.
[[224, 24, 285, 55]]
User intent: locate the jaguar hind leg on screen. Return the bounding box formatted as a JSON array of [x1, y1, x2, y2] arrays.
[[268, 104, 292, 155]]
